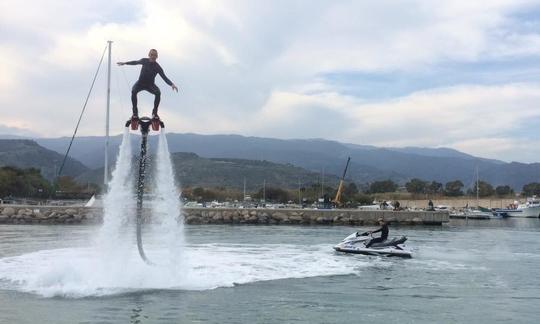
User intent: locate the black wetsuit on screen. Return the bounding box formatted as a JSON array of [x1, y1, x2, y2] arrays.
[[365, 224, 388, 248], [124, 58, 174, 116]]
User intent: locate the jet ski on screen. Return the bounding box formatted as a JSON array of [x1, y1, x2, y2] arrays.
[[333, 231, 412, 258]]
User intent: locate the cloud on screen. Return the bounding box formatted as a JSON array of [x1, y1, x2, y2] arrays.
[[242, 83, 540, 162], [0, 123, 39, 138], [1, 0, 540, 163], [452, 137, 538, 163]]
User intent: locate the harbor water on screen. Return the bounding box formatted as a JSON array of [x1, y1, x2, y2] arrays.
[[1, 219, 539, 323]]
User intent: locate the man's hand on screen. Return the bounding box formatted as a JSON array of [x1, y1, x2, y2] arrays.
[[117, 62, 125, 66], [172, 84, 179, 92]]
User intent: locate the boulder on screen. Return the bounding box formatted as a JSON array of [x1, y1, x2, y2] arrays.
[[271, 212, 288, 222], [289, 215, 303, 223], [1, 207, 16, 216], [257, 214, 268, 223], [315, 215, 333, 224], [186, 216, 201, 224]]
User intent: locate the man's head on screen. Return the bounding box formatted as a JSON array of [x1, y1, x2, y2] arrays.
[[378, 217, 385, 225], [148, 49, 158, 62]]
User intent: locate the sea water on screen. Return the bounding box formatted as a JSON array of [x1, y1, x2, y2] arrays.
[[1, 220, 539, 323], [0, 130, 539, 322]]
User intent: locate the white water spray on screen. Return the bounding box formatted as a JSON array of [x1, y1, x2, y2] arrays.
[[151, 131, 185, 256], [98, 128, 135, 258]]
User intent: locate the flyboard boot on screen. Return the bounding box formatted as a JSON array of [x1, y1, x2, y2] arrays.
[[151, 112, 161, 131], [130, 114, 139, 130]]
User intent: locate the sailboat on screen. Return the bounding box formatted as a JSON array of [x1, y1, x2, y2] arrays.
[[452, 166, 496, 219]]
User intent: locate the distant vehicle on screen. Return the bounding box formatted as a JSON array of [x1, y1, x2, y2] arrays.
[[434, 205, 450, 211], [357, 204, 380, 211], [184, 201, 204, 208]]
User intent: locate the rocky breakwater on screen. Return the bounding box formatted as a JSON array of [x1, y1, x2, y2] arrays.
[[183, 208, 448, 225], [0, 206, 448, 225], [0, 206, 101, 225]]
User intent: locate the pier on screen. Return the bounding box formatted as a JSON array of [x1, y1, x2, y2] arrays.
[[0, 205, 448, 225]]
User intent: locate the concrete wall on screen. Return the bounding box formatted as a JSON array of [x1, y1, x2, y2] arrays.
[[0, 205, 448, 225], [397, 198, 516, 210]]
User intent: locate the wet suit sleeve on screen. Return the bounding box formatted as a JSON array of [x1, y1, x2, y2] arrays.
[[124, 59, 143, 65], [371, 226, 382, 234], [157, 65, 174, 86]]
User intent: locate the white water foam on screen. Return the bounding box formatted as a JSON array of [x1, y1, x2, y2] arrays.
[[97, 128, 135, 265], [148, 131, 185, 269], [0, 243, 365, 298]]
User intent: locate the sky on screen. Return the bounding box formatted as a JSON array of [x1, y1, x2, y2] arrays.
[[1, 0, 540, 162]]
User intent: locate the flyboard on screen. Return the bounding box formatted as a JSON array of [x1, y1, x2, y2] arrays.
[[125, 115, 164, 265]]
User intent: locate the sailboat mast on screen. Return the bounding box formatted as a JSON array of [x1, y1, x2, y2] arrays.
[[476, 165, 479, 208], [104, 40, 112, 186]]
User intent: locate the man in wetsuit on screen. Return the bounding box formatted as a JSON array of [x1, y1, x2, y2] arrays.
[[117, 49, 178, 120], [365, 218, 388, 248]]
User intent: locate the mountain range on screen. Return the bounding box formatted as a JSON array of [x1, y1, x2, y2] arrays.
[[76, 152, 337, 190], [0, 139, 88, 180], [1, 133, 539, 191]]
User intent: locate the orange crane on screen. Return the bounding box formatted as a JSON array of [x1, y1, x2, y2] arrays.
[[333, 157, 351, 207]]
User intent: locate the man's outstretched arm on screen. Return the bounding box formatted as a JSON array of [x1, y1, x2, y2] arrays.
[[158, 67, 178, 92], [117, 59, 143, 66]]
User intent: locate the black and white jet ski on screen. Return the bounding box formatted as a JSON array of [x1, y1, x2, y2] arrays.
[[333, 232, 412, 258]]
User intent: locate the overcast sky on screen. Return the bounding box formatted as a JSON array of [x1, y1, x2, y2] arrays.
[[1, 0, 540, 162]]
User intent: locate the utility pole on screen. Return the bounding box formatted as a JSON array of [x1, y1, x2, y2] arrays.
[[321, 167, 325, 198], [298, 177, 301, 205], [104, 40, 112, 186], [263, 179, 266, 203]]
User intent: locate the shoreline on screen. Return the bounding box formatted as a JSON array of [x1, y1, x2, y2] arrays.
[[0, 205, 448, 226]]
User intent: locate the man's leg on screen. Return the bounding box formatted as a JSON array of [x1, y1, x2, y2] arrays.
[[148, 84, 161, 117], [365, 237, 384, 248], [131, 83, 143, 117]]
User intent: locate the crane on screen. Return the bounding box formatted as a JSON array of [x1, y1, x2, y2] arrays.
[[332, 157, 351, 207]]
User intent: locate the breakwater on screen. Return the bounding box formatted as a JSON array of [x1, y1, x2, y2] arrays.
[[0, 205, 448, 225]]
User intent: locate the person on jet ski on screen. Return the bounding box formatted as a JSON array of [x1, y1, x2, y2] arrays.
[[365, 218, 388, 248]]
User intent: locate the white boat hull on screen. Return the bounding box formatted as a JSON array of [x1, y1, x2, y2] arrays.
[[503, 206, 540, 218]]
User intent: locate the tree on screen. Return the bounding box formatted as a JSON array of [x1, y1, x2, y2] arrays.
[[470, 181, 494, 197], [190, 187, 217, 201], [343, 182, 359, 196], [405, 178, 427, 194], [253, 187, 291, 203], [354, 193, 373, 205], [426, 181, 443, 195], [0, 166, 52, 198], [369, 180, 398, 193], [522, 182, 540, 197], [56, 176, 82, 192], [445, 180, 464, 197], [495, 185, 514, 197]]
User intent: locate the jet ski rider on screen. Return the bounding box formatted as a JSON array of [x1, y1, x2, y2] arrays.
[[365, 218, 388, 248]]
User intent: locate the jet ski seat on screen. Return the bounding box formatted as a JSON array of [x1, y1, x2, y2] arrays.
[[369, 236, 407, 248]]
